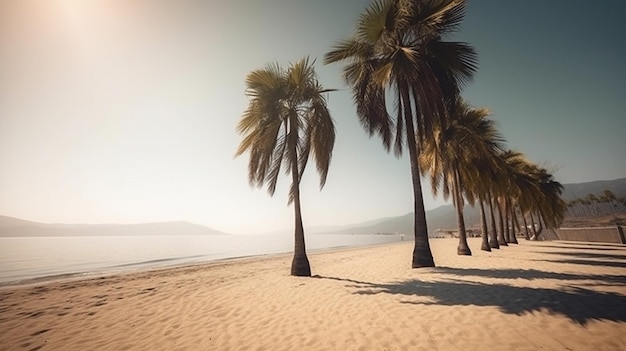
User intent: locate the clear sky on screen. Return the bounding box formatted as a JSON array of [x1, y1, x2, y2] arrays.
[[1, 0, 625, 234]]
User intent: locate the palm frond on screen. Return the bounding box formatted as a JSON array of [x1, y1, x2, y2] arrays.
[[236, 57, 336, 204], [427, 40, 478, 90], [356, 0, 394, 42], [412, 0, 466, 36]]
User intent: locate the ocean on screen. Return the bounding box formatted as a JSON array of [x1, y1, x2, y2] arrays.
[[0, 233, 404, 285]]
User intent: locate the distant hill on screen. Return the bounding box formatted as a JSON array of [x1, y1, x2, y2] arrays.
[[0, 215, 227, 237], [324, 205, 479, 236], [3, 179, 623, 237], [561, 177, 626, 201], [323, 177, 626, 235]]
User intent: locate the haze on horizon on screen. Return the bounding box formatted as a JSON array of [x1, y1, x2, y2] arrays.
[[1, 0, 625, 234]]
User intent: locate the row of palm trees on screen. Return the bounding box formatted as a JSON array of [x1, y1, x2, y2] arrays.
[[235, 0, 566, 276], [417, 100, 567, 255]]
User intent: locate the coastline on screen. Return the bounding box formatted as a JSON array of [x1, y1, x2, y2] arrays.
[[0, 233, 403, 287], [1, 238, 625, 350]]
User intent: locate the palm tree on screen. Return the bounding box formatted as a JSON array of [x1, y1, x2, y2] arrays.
[[467, 122, 506, 251], [515, 163, 541, 240], [324, 0, 477, 267], [487, 190, 500, 248], [504, 156, 541, 244], [469, 158, 501, 251], [419, 100, 504, 255], [506, 163, 565, 241], [533, 168, 566, 237], [492, 151, 518, 246], [235, 57, 336, 276], [493, 150, 531, 245]]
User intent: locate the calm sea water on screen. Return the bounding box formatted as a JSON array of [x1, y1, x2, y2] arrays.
[[0, 234, 403, 285]]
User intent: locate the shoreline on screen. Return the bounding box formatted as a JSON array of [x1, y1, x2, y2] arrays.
[[0, 233, 404, 287], [0, 238, 406, 289], [1, 238, 625, 350]]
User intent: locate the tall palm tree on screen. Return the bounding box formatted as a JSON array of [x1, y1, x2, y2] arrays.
[[532, 168, 567, 238], [503, 156, 539, 244], [487, 190, 500, 249], [324, 0, 477, 267], [235, 57, 336, 276], [514, 163, 541, 240], [491, 152, 512, 246], [420, 100, 504, 255], [496, 159, 565, 241], [460, 108, 505, 252], [458, 111, 506, 251], [492, 150, 528, 246]]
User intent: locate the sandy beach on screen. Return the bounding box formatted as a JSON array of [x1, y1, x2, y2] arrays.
[[1, 238, 625, 350]]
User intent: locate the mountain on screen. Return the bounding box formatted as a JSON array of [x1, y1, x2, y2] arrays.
[[561, 177, 626, 201], [0, 215, 226, 237], [324, 177, 626, 235], [2, 179, 623, 237], [265, 216, 395, 236], [325, 205, 480, 236]]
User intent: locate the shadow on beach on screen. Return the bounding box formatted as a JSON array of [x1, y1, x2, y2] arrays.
[[556, 242, 626, 249], [527, 250, 626, 269], [541, 258, 626, 269], [532, 250, 626, 261], [316, 265, 626, 325], [432, 267, 626, 285], [535, 244, 626, 251]]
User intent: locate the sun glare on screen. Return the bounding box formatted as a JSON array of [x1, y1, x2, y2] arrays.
[[58, 0, 92, 28]]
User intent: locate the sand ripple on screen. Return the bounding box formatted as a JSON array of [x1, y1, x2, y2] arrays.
[[1, 238, 626, 350]]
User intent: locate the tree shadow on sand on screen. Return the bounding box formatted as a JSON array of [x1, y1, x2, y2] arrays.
[[533, 250, 626, 261], [536, 242, 626, 249], [541, 258, 626, 269], [534, 244, 626, 251], [526, 247, 626, 268], [355, 279, 626, 325], [430, 267, 626, 286], [315, 267, 626, 325]]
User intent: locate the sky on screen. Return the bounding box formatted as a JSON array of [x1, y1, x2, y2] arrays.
[[1, 0, 625, 234]]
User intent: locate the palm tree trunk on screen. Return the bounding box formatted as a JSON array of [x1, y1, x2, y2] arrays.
[[488, 193, 500, 249], [509, 203, 519, 244], [504, 198, 512, 243], [289, 122, 311, 277], [291, 185, 311, 276], [522, 213, 530, 240], [479, 197, 491, 251], [529, 211, 538, 241], [497, 197, 508, 246], [402, 86, 434, 268], [454, 168, 471, 255], [535, 212, 545, 240]]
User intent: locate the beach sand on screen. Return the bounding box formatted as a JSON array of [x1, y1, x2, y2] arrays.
[[1, 238, 625, 350]]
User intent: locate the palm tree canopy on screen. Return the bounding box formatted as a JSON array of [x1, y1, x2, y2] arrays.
[[536, 167, 566, 229], [419, 99, 505, 203], [494, 152, 566, 230], [236, 57, 336, 204], [324, 0, 477, 156]]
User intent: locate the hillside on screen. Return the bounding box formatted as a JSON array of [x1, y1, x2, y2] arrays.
[[325, 177, 626, 235], [2, 178, 624, 237], [561, 177, 626, 201], [0, 216, 226, 237]]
